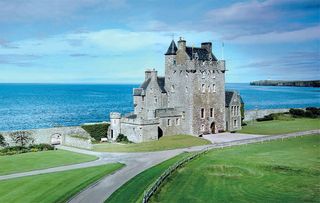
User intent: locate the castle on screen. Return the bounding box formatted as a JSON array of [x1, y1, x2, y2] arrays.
[[109, 38, 242, 143]]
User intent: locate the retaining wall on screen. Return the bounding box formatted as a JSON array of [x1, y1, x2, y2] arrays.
[[1, 126, 92, 149], [244, 108, 290, 121]]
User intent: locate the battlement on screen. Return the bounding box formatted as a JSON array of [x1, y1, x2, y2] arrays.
[[170, 60, 225, 72], [110, 112, 121, 119]]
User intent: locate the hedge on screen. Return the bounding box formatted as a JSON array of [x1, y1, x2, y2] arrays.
[[81, 123, 110, 141]]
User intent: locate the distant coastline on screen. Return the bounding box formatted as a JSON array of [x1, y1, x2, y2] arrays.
[[250, 80, 320, 87]]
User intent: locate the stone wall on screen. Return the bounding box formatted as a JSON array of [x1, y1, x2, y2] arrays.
[[1, 126, 92, 149], [244, 108, 290, 121], [64, 135, 92, 149]]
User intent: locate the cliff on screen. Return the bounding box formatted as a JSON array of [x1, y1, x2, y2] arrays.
[[250, 80, 320, 87]]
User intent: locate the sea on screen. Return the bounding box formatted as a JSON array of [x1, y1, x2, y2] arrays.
[[0, 83, 319, 131]]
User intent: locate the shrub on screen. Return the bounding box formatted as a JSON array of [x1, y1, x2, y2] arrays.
[[0, 133, 7, 147], [289, 108, 305, 117], [257, 114, 274, 122], [306, 107, 320, 117], [116, 134, 130, 143], [81, 123, 110, 141], [30, 144, 54, 151]]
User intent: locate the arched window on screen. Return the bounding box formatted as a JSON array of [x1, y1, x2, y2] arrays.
[[201, 84, 205, 93]]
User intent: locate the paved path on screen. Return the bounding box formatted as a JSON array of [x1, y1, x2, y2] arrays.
[[0, 130, 318, 203]]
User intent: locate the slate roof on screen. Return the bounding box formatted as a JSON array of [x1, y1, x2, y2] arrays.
[[140, 78, 151, 90], [134, 77, 167, 96], [165, 40, 178, 55], [157, 77, 166, 93], [186, 47, 218, 61], [225, 91, 235, 107]]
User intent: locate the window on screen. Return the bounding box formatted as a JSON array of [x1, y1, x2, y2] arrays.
[[173, 60, 176, 65], [185, 86, 188, 93], [234, 119, 238, 127], [176, 118, 180, 125], [202, 72, 205, 79], [171, 85, 175, 92], [201, 108, 205, 119], [210, 108, 214, 118], [154, 97, 158, 104], [168, 119, 171, 126], [142, 96, 144, 102], [237, 106, 240, 115], [201, 124, 205, 131], [212, 84, 216, 93], [201, 84, 205, 93]]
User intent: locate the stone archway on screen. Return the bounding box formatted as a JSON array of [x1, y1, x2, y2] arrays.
[[51, 133, 62, 145], [210, 122, 216, 134], [158, 127, 163, 139]]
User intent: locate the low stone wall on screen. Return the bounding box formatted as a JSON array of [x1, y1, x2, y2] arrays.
[[1, 126, 92, 149], [244, 108, 290, 121], [64, 135, 92, 150]]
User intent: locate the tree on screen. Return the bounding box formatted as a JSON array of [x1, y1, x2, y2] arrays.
[[9, 131, 34, 147], [0, 133, 7, 147]]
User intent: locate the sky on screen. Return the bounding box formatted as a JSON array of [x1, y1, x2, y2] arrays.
[[0, 0, 319, 84]]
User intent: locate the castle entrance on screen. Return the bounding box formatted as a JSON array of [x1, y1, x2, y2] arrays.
[[51, 133, 62, 145], [158, 127, 163, 139], [210, 122, 216, 134]]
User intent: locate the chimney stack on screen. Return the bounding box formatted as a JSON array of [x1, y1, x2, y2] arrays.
[[201, 42, 212, 53], [178, 37, 186, 51]]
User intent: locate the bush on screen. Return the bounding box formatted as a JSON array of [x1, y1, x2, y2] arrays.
[[81, 123, 110, 141], [289, 108, 305, 117], [0, 133, 7, 147], [306, 107, 320, 117], [257, 114, 274, 122], [30, 144, 54, 151], [0, 143, 54, 156], [116, 134, 130, 143]]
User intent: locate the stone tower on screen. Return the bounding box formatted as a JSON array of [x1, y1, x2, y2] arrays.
[[164, 38, 226, 135]]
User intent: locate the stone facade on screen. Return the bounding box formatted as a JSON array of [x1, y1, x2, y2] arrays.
[[109, 38, 242, 143]]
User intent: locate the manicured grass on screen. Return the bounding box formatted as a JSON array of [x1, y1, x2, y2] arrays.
[[106, 153, 190, 203], [94, 135, 211, 152], [151, 135, 320, 203], [239, 117, 320, 135], [0, 163, 124, 203], [0, 150, 97, 175]]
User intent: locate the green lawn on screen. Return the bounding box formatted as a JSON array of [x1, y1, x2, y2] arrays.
[[239, 117, 320, 135], [0, 163, 124, 203], [0, 150, 97, 175], [150, 135, 320, 203], [106, 153, 191, 203], [94, 135, 211, 152]]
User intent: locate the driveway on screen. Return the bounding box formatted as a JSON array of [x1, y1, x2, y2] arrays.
[[202, 132, 264, 143]]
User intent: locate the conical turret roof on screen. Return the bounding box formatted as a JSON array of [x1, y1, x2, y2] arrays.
[[165, 40, 177, 55]]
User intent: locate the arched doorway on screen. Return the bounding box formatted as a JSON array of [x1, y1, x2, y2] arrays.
[[210, 122, 216, 134], [51, 133, 62, 145], [158, 127, 163, 139]]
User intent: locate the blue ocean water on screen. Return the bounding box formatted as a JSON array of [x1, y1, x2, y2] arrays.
[[0, 83, 319, 131]]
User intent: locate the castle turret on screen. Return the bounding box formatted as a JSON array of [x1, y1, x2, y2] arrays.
[[165, 40, 177, 77], [109, 112, 121, 140]]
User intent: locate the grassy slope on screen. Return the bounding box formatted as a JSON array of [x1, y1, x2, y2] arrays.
[[151, 135, 320, 203], [239, 117, 320, 135], [106, 153, 190, 203], [0, 163, 124, 203], [0, 150, 97, 175], [94, 135, 211, 152]]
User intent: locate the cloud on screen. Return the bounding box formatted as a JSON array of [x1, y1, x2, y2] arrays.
[[0, 38, 19, 49], [204, 0, 320, 39], [229, 25, 320, 44], [0, 0, 127, 22]]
